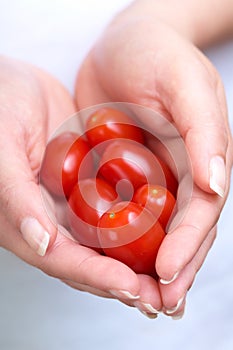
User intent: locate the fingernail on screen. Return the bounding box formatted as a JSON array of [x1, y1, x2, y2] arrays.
[[160, 271, 180, 285], [20, 217, 50, 256], [209, 156, 226, 197], [141, 311, 158, 319], [134, 301, 161, 314], [109, 289, 140, 300], [172, 311, 184, 320], [165, 295, 185, 315]]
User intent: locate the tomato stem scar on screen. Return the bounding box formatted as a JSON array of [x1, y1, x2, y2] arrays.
[[109, 212, 115, 219]]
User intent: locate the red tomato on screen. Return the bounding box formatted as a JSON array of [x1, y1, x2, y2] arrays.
[[157, 158, 178, 197], [86, 107, 144, 153], [133, 184, 176, 229], [144, 131, 178, 196], [98, 140, 167, 199], [40, 132, 94, 197], [98, 201, 165, 276], [62, 136, 94, 197], [68, 178, 119, 250]]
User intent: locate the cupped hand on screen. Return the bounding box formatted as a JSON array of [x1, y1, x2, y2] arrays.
[[0, 57, 160, 315], [75, 17, 233, 317]]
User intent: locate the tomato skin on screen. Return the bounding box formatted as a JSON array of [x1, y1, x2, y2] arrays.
[[133, 184, 176, 229], [40, 132, 78, 197], [98, 201, 165, 275], [157, 157, 178, 197], [98, 140, 167, 199], [86, 108, 144, 152], [40, 132, 94, 198], [144, 131, 178, 196], [62, 136, 94, 197], [68, 178, 119, 250]]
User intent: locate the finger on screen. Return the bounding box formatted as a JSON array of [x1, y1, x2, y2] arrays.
[[132, 274, 162, 319], [1, 219, 141, 303], [39, 229, 141, 301], [62, 261, 162, 319], [156, 181, 221, 282], [62, 274, 162, 320], [160, 49, 230, 197], [159, 226, 217, 319], [75, 51, 110, 109], [77, 38, 232, 199], [0, 132, 57, 257], [41, 186, 69, 229], [61, 279, 113, 299]]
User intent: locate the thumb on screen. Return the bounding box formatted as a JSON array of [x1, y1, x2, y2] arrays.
[[161, 56, 229, 198], [0, 134, 57, 256]]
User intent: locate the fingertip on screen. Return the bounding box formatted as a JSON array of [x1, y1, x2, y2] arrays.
[[109, 289, 140, 300], [20, 216, 55, 257], [155, 236, 183, 283], [75, 254, 141, 299], [128, 274, 163, 318], [171, 310, 185, 321], [185, 127, 227, 196], [164, 294, 186, 315], [209, 155, 226, 197], [159, 271, 180, 285], [106, 260, 141, 299]]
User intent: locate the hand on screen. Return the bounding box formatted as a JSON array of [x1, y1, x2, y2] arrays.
[[75, 9, 233, 318], [0, 57, 157, 315]]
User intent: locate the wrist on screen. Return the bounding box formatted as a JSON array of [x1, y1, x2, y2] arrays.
[[116, 0, 233, 47]]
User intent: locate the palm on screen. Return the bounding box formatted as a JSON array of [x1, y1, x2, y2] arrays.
[[1, 59, 161, 314], [75, 19, 232, 314]]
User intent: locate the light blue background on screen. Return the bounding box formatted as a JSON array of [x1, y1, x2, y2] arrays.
[[1, 1, 233, 349]]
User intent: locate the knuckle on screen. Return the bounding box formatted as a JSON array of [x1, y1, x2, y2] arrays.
[[0, 183, 17, 212]]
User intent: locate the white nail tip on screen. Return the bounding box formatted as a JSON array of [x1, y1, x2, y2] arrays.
[[109, 289, 140, 300], [209, 179, 225, 197], [172, 313, 184, 320], [166, 295, 185, 314], [141, 303, 160, 314], [134, 301, 160, 314], [20, 217, 50, 256], [37, 231, 50, 256], [209, 156, 226, 198], [160, 271, 180, 285], [141, 311, 158, 319]]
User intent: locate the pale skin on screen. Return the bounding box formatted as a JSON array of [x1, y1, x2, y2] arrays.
[[0, 0, 233, 319]]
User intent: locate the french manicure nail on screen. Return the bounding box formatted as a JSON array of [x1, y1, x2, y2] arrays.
[[165, 295, 185, 315], [172, 311, 184, 320], [134, 301, 161, 314], [20, 217, 50, 256], [109, 289, 140, 300], [141, 311, 158, 319], [160, 271, 180, 285], [209, 156, 226, 197]]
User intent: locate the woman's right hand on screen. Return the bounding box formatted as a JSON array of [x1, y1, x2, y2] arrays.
[[0, 56, 163, 317]]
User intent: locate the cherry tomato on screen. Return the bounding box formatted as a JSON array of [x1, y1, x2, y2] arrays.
[[86, 107, 144, 153], [144, 131, 178, 196], [68, 178, 119, 250], [40, 132, 94, 197], [98, 139, 167, 199], [98, 201, 165, 276], [133, 184, 176, 229], [156, 157, 178, 196]]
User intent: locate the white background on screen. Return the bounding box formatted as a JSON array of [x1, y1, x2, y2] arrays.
[[0, 1, 233, 349]]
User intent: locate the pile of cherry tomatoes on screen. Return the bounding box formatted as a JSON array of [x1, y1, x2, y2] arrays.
[[40, 107, 177, 277]]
